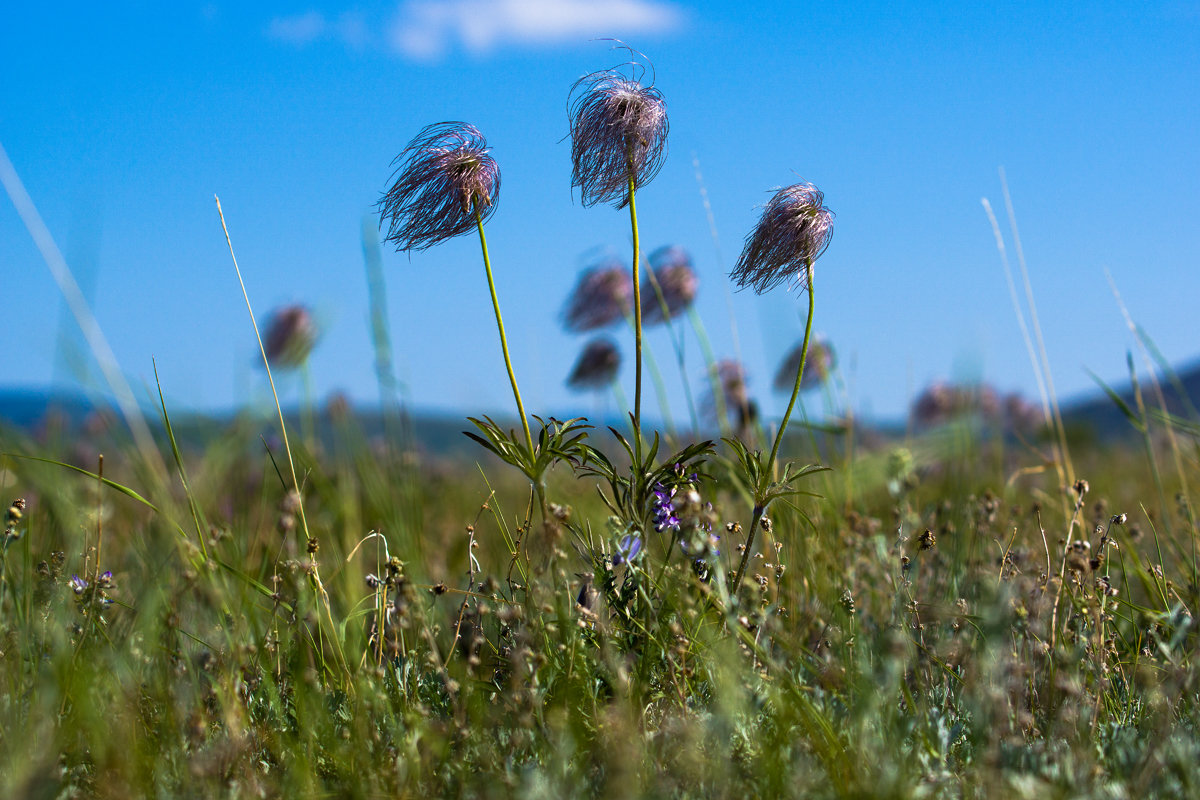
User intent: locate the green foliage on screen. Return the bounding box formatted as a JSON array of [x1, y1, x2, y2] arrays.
[[464, 414, 592, 485], [3, 406, 1200, 798], [571, 420, 714, 531]]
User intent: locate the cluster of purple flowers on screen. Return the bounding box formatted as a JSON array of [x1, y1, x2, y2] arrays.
[[69, 571, 116, 610], [649, 465, 719, 563], [652, 481, 683, 534]]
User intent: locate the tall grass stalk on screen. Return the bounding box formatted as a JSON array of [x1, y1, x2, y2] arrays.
[[215, 196, 310, 542], [982, 194, 1072, 507], [0, 141, 165, 476], [1107, 271, 1196, 577], [999, 170, 1075, 488]]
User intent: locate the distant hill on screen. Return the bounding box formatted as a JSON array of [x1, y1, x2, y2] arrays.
[[1058, 358, 1200, 438], [0, 387, 519, 461], [4, 360, 1200, 452], [0, 388, 102, 429]]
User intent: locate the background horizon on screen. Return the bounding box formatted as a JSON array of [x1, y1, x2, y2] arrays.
[[4, 1, 1198, 426]]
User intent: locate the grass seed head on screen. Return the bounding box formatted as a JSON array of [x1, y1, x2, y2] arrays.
[[732, 182, 834, 294], [378, 122, 500, 251]]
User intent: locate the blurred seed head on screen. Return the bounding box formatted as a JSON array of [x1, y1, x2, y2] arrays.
[[911, 382, 1002, 428], [717, 360, 749, 408], [1003, 392, 1042, 432], [566, 338, 621, 391], [642, 246, 699, 325], [773, 336, 835, 393], [378, 122, 500, 252], [561, 258, 633, 332], [731, 182, 834, 294], [568, 54, 668, 209], [262, 305, 318, 369], [707, 359, 758, 434]]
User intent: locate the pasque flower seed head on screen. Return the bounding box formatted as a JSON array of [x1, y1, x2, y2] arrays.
[[378, 122, 501, 252], [568, 61, 668, 209], [731, 183, 834, 294], [561, 259, 633, 332], [567, 338, 621, 391]]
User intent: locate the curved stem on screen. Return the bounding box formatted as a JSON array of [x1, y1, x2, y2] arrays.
[[765, 260, 815, 476], [475, 207, 534, 457], [732, 260, 815, 594], [628, 172, 644, 463]]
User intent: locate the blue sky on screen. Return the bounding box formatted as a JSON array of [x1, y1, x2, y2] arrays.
[[4, 1, 1198, 425]]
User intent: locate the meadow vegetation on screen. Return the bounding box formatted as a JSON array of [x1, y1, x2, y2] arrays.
[[3, 47, 1200, 799]]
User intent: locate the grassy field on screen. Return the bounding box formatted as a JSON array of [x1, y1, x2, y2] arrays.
[[1, 383, 1199, 799], [4, 51, 1200, 800]]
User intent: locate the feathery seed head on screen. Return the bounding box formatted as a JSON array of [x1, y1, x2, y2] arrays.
[[773, 336, 835, 393], [567, 338, 621, 391], [378, 122, 500, 252], [732, 182, 834, 294], [707, 359, 758, 433], [262, 305, 318, 369], [642, 245, 698, 325], [562, 258, 633, 332], [717, 360, 750, 411], [568, 59, 668, 208], [911, 382, 1002, 428]]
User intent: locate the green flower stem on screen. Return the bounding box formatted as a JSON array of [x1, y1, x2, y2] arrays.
[[623, 311, 676, 439], [628, 172, 644, 463], [475, 208, 534, 459], [732, 260, 815, 594]]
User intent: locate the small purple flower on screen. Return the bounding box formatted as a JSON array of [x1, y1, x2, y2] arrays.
[[69, 575, 88, 595], [612, 534, 643, 566], [378, 122, 501, 252], [652, 482, 681, 533], [731, 182, 834, 294]]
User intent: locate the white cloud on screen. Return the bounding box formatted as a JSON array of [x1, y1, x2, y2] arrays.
[[387, 0, 685, 60], [267, 11, 328, 46], [267, 10, 371, 50]]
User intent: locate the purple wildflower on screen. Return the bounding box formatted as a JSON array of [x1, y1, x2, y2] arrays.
[[612, 534, 643, 566], [378, 122, 501, 252], [69, 575, 88, 595], [652, 482, 681, 533]]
